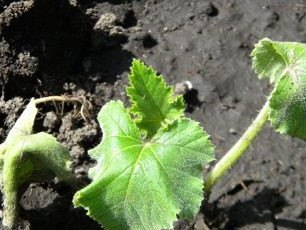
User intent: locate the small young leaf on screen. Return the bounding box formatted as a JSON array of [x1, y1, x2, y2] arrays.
[[126, 59, 185, 137], [252, 38, 306, 140], [73, 100, 214, 230]]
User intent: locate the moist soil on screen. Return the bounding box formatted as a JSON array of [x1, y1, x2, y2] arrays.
[[0, 0, 306, 229]]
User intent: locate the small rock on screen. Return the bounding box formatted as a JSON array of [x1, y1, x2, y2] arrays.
[[174, 81, 193, 95], [43, 111, 59, 132], [91, 12, 127, 48], [229, 128, 238, 135], [15, 52, 39, 76]]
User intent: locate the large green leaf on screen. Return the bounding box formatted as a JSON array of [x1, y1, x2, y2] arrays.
[[126, 60, 185, 138], [252, 38, 306, 140], [73, 100, 214, 230]]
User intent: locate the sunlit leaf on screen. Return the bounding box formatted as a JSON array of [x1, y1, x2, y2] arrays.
[[127, 60, 185, 138], [252, 38, 306, 140], [73, 61, 214, 230]]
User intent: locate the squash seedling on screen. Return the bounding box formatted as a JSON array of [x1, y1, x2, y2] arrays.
[[73, 59, 215, 230], [73, 38, 306, 230], [0, 96, 89, 229], [204, 38, 306, 192], [2, 38, 306, 230]]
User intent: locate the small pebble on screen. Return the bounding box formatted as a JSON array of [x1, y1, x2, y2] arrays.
[[229, 128, 238, 135], [174, 81, 193, 95]]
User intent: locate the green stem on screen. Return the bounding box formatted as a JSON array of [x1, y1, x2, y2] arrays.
[[2, 144, 23, 229], [204, 100, 270, 193]]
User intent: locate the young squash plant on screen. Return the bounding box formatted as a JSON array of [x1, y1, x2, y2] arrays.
[[1, 38, 306, 230], [74, 38, 306, 229], [0, 96, 86, 229], [73, 60, 215, 230], [204, 38, 306, 192]]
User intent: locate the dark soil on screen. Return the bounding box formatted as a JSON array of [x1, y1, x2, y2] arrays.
[[0, 0, 306, 229]]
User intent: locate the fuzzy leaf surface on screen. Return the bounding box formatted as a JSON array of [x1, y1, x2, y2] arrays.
[[252, 38, 306, 140], [126, 59, 185, 137], [73, 101, 214, 230], [6, 99, 37, 144], [0, 99, 75, 229], [1, 99, 73, 183]]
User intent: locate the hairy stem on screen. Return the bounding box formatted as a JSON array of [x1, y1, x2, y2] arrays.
[[204, 100, 269, 193], [2, 144, 23, 229]]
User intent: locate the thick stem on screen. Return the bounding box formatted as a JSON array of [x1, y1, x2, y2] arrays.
[[2, 134, 78, 229], [2, 144, 23, 229], [204, 100, 269, 193]]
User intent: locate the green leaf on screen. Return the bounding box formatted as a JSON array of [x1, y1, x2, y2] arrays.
[[126, 59, 185, 138], [6, 98, 37, 144], [0, 99, 75, 229], [252, 38, 306, 140], [73, 101, 214, 230], [21, 132, 74, 183], [0, 99, 38, 173], [1, 99, 73, 184], [251, 38, 287, 83], [268, 75, 306, 139]]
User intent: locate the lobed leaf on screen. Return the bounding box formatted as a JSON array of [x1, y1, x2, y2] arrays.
[[73, 65, 214, 230], [252, 38, 306, 140], [126, 59, 185, 138]]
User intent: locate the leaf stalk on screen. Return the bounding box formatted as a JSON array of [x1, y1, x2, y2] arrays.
[[204, 100, 269, 193], [2, 144, 23, 229]]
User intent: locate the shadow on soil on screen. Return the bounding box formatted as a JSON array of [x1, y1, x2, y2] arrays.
[[1, 0, 134, 99], [19, 183, 101, 230], [202, 185, 306, 230]]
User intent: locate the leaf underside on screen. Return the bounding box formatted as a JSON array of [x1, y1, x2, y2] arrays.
[[1, 99, 73, 184], [0, 99, 74, 229], [252, 38, 306, 140], [73, 60, 214, 230]]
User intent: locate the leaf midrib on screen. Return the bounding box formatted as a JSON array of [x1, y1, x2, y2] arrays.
[[135, 72, 169, 125]]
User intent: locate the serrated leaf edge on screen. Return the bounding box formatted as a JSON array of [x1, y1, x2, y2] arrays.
[[126, 59, 185, 137], [251, 38, 284, 82]]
